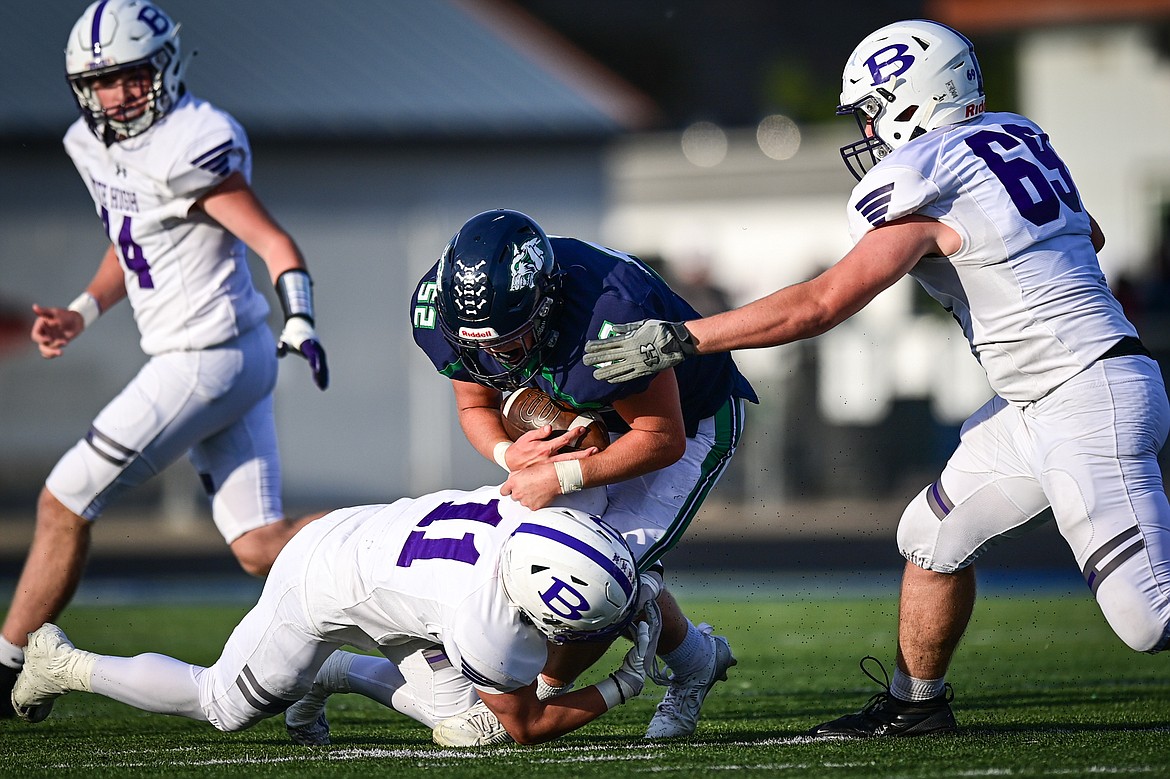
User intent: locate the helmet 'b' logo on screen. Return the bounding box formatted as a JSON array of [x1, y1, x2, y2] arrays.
[[541, 577, 591, 620], [138, 6, 171, 35], [865, 44, 914, 86]]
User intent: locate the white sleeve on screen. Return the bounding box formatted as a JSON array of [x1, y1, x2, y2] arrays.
[[449, 584, 547, 694]]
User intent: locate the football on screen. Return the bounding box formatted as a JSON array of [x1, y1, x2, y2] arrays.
[[501, 388, 610, 452]]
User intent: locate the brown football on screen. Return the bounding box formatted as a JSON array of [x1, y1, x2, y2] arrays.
[[501, 388, 610, 452]]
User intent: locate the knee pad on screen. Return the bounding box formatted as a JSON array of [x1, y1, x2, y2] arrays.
[[897, 478, 1041, 573], [45, 434, 154, 519]]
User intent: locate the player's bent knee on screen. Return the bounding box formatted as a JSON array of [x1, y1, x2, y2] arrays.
[[229, 525, 291, 576], [896, 487, 956, 573], [1095, 577, 1170, 653]]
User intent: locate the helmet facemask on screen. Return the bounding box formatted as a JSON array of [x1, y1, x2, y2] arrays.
[[440, 285, 560, 392], [836, 95, 890, 181], [69, 47, 176, 146]]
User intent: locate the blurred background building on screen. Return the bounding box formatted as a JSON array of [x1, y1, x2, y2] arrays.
[[1, 0, 1168, 568]]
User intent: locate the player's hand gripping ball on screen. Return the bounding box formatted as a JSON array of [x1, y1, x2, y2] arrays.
[[501, 388, 609, 452]]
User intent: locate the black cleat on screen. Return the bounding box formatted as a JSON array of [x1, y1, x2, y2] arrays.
[[808, 656, 957, 737], [0, 663, 17, 719]]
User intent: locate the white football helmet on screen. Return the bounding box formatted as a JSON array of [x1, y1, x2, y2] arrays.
[[837, 19, 985, 180], [499, 508, 639, 644], [64, 0, 184, 145]]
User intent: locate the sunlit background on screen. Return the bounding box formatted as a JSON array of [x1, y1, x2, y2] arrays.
[[1, 0, 1168, 573]]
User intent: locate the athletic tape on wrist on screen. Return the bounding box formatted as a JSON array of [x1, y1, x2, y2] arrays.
[[553, 460, 584, 494], [493, 441, 512, 472], [594, 676, 625, 710], [67, 292, 100, 329]]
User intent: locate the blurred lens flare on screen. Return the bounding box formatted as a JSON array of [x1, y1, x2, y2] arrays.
[[757, 114, 801, 160], [681, 121, 728, 167]]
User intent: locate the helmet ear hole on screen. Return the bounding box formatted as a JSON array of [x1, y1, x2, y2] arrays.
[[895, 105, 919, 123]]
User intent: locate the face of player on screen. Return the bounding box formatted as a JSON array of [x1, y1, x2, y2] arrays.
[[485, 331, 536, 367], [86, 65, 154, 122]]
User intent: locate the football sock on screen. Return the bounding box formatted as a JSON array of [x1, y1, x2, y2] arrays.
[[0, 636, 23, 669], [89, 653, 206, 719], [661, 621, 709, 680], [890, 666, 945, 702]]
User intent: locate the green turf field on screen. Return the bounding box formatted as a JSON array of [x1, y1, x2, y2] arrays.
[[2, 591, 1167, 778]]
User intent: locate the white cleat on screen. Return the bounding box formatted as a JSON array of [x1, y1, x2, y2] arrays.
[[285, 650, 354, 746], [432, 700, 514, 747], [644, 625, 736, 739], [10, 623, 97, 723]]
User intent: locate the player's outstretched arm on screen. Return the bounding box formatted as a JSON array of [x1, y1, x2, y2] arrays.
[[31, 245, 127, 358], [585, 215, 955, 383], [198, 172, 328, 390], [582, 320, 696, 383], [462, 620, 650, 746]]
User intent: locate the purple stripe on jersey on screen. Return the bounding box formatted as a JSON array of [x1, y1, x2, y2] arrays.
[[91, 0, 112, 54], [856, 182, 894, 211], [460, 658, 496, 687], [513, 522, 633, 598], [191, 140, 233, 165]]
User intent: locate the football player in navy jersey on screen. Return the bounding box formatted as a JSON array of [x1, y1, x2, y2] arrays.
[[1, 0, 328, 718], [584, 20, 1170, 736], [411, 208, 757, 740]]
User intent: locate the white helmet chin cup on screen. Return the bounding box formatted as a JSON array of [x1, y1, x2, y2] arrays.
[[837, 19, 985, 179], [499, 509, 639, 643], [65, 0, 184, 145]]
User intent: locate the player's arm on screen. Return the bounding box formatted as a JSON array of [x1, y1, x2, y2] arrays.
[[30, 244, 126, 358], [1089, 213, 1105, 253], [452, 380, 585, 472], [500, 370, 685, 509], [582, 369, 685, 483], [197, 171, 329, 389], [462, 622, 650, 746], [585, 215, 958, 382]]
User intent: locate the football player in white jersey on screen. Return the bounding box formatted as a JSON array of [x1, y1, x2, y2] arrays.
[[10, 485, 655, 748], [584, 19, 1170, 736], [0, 0, 329, 717]]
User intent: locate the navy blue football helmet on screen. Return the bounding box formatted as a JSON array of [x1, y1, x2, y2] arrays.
[[436, 210, 562, 391]]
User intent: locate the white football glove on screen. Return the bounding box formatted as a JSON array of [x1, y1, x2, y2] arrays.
[[595, 619, 650, 710], [277, 317, 329, 390], [583, 319, 697, 384]]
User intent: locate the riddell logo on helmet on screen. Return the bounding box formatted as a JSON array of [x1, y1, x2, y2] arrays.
[[460, 326, 499, 340], [965, 100, 986, 118]]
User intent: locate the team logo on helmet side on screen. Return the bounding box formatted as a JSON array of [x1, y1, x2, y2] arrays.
[[509, 237, 546, 292], [865, 44, 914, 86], [452, 259, 489, 318], [540, 578, 592, 621]]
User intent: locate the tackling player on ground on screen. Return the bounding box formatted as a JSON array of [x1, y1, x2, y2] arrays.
[[411, 209, 758, 740], [0, 0, 329, 716], [584, 19, 1170, 736], [10, 485, 654, 745]]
